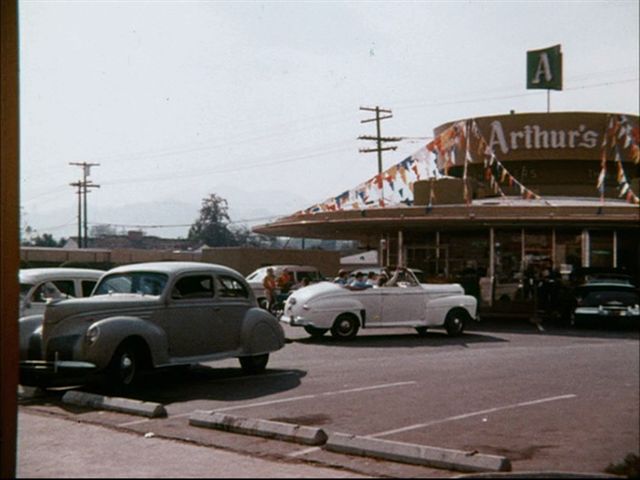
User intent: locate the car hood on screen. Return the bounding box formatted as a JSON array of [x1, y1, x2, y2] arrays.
[[43, 294, 161, 324]]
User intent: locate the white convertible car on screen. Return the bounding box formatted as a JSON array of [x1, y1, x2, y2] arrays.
[[280, 268, 478, 340]]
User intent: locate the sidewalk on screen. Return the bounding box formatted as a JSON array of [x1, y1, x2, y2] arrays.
[[17, 410, 368, 478]]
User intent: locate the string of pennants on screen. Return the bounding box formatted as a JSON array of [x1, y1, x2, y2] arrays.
[[597, 114, 640, 205], [430, 119, 544, 204], [295, 143, 438, 214], [297, 114, 639, 215]]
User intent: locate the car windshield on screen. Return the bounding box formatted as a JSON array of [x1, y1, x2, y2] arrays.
[[94, 272, 168, 296]]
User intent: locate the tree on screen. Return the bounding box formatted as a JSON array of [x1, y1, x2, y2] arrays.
[[90, 223, 119, 237], [188, 194, 238, 247], [32, 233, 65, 247]]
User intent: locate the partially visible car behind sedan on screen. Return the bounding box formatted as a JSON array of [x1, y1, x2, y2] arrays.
[[571, 280, 640, 328]]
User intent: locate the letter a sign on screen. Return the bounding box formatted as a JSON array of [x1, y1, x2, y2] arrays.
[[527, 44, 562, 90]]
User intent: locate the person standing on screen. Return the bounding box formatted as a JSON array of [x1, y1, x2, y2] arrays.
[[262, 268, 277, 310]]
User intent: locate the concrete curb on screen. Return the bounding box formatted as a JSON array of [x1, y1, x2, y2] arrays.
[[62, 391, 167, 418], [189, 411, 328, 446], [453, 472, 617, 478], [325, 432, 511, 473]]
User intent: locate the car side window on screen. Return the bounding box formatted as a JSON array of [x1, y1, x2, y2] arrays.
[[82, 280, 97, 297], [172, 275, 214, 300], [216, 275, 249, 299], [52, 280, 75, 297], [32, 281, 68, 302]]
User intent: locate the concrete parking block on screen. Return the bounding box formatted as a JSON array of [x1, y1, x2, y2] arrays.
[[189, 411, 328, 446], [62, 390, 167, 418], [325, 432, 511, 473]]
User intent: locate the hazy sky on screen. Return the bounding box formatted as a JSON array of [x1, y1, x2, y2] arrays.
[[18, 0, 639, 239]]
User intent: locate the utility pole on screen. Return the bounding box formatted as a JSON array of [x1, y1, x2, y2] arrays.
[[359, 106, 400, 204], [70, 162, 100, 248]]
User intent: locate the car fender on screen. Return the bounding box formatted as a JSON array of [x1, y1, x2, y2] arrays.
[[426, 295, 478, 326], [19, 314, 44, 360], [310, 295, 365, 328], [239, 307, 285, 355], [82, 316, 169, 369]]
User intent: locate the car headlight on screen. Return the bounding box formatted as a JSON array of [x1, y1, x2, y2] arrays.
[[289, 297, 297, 306], [85, 325, 100, 345]]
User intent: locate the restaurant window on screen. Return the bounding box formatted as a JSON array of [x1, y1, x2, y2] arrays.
[[590, 230, 613, 268]]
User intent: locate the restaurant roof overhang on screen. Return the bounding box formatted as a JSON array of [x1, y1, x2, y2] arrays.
[[253, 197, 640, 241]]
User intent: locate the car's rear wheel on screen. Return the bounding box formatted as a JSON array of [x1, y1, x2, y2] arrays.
[[107, 340, 143, 390], [331, 314, 360, 340], [239, 353, 269, 374], [415, 327, 428, 336], [444, 309, 468, 336], [304, 326, 329, 338]]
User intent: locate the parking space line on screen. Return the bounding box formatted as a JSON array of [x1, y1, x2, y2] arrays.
[[208, 381, 417, 413], [119, 381, 416, 426], [288, 446, 321, 457], [367, 394, 577, 438]]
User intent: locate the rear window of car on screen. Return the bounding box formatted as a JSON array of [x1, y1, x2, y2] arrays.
[[172, 275, 214, 299], [580, 290, 640, 307], [216, 275, 249, 299], [296, 271, 321, 283]]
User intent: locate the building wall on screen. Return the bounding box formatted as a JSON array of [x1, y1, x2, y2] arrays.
[[20, 246, 341, 279], [200, 247, 340, 277]]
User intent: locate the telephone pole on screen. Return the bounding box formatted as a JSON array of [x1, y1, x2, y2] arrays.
[[69, 162, 100, 248], [359, 106, 400, 204]]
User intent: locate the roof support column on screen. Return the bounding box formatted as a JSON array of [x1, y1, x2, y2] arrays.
[[612, 230, 618, 268], [398, 230, 404, 268], [521, 228, 526, 271], [581, 229, 590, 267], [551, 228, 556, 269], [436, 231, 440, 275], [489, 227, 495, 278]]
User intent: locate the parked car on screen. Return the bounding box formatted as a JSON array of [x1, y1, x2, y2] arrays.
[[570, 279, 640, 328], [19, 262, 285, 389], [246, 265, 324, 309], [19, 267, 104, 317], [281, 267, 478, 340]]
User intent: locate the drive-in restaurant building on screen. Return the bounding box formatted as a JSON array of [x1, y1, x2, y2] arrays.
[[253, 111, 639, 305]]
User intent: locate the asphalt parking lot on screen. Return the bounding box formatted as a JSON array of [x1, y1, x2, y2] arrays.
[[18, 318, 639, 478]]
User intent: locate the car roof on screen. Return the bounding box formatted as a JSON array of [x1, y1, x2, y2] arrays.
[[19, 268, 105, 283], [104, 262, 242, 277], [578, 280, 637, 290]]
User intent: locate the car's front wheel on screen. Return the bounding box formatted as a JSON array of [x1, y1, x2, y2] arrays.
[[239, 353, 269, 374], [107, 340, 144, 390], [331, 314, 360, 340], [444, 308, 468, 336], [304, 325, 329, 338]]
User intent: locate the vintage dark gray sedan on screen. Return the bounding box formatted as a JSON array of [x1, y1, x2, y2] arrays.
[[20, 262, 286, 389]]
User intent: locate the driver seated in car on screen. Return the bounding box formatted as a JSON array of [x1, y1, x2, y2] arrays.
[[347, 272, 373, 291]]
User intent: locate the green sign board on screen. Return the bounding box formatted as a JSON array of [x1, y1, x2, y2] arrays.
[[527, 45, 563, 91]]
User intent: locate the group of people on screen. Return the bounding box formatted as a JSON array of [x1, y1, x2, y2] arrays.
[[262, 267, 310, 311], [334, 267, 408, 290]]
